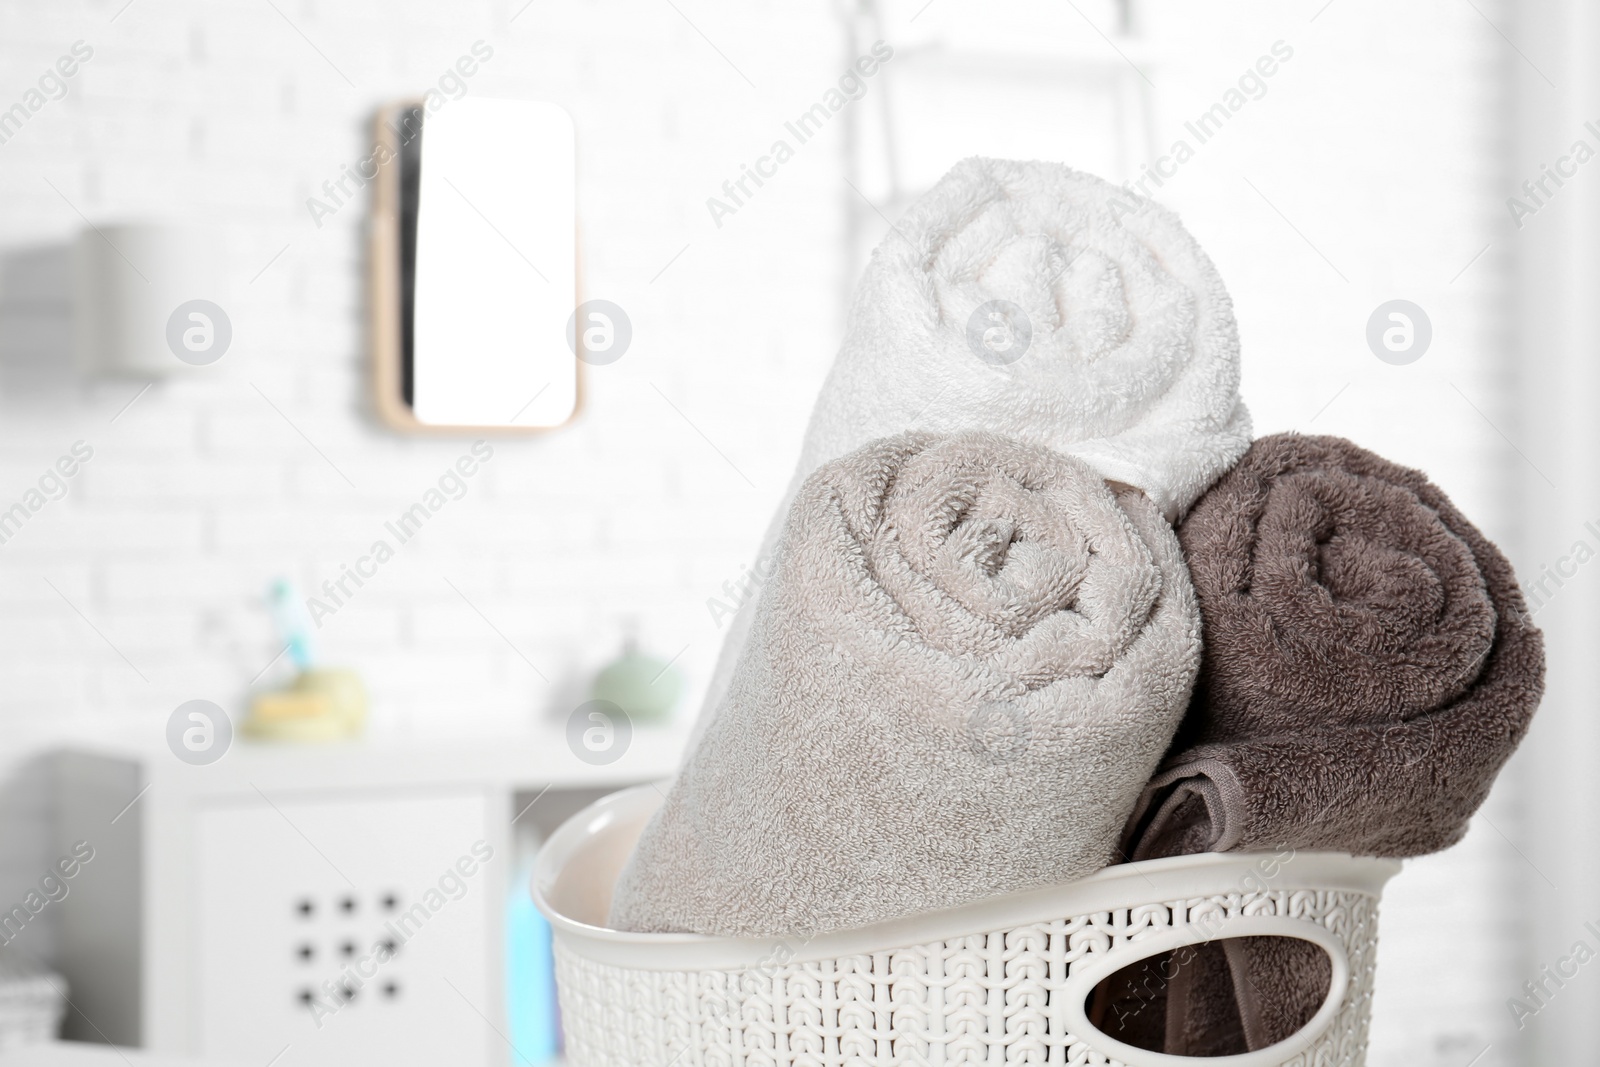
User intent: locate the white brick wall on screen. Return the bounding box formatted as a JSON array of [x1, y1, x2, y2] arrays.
[[0, 1, 1533, 1061], [0, 0, 852, 957]]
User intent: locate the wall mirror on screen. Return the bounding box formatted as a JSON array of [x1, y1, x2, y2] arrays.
[[371, 97, 581, 432]]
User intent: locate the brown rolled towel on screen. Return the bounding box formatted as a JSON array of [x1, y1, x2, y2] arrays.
[[610, 430, 1202, 937], [1117, 432, 1545, 1053]]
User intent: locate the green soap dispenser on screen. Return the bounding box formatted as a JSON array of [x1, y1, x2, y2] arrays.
[[589, 625, 683, 725]]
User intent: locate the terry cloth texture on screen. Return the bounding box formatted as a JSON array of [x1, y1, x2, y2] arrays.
[[1088, 938, 1330, 1058], [1119, 432, 1545, 1053], [610, 431, 1202, 938], [688, 155, 1250, 758], [1125, 432, 1545, 861]]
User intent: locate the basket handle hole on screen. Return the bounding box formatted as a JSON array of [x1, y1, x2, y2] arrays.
[[1083, 935, 1333, 1057]]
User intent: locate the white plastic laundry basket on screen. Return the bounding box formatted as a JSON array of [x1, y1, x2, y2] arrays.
[[533, 785, 1401, 1067]]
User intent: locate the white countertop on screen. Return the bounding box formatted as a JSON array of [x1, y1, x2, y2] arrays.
[[55, 721, 689, 799], [0, 1042, 246, 1066]]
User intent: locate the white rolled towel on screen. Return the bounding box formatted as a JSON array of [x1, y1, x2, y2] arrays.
[[691, 157, 1249, 754]]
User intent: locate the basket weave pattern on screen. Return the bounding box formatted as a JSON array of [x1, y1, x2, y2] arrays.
[[554, 887, 1380, 1066]]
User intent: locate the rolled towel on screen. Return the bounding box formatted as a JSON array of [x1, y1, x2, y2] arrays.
[[1118, 433, 1545, 1054], [611, 431, 1202, 937], [1124, 432, 1545, 861], [691, 155, 1249, 756]]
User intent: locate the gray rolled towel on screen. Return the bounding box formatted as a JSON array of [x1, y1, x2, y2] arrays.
[[1118, 432, 1545, 1054], [611, 431, 1202, 937], [1125, 432, 1545, 861]]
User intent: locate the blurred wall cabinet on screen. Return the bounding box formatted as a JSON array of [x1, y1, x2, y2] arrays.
[[51, 736, 677, 1065]]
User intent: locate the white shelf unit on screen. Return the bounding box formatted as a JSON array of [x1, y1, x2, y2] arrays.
[[51, 727, 685, 1066]]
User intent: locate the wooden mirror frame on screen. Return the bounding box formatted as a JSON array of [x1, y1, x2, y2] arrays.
[[368, 100, 584, 434]]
